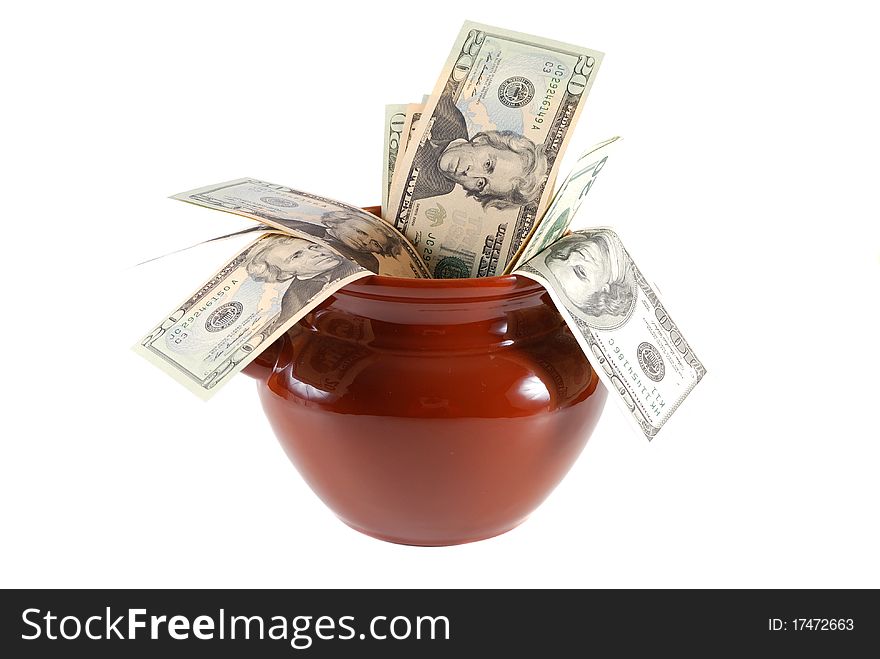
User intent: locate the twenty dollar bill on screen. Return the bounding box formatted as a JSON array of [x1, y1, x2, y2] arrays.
[[383, 102, 427, 217], [386, 21, 603, 278], [382, 104, 408, 215], [387, 102, 426, 212]]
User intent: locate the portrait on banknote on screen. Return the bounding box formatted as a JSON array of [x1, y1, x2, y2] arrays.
[[542, 230, 636, 330], [253, 209, 405, 275], [408, 82, 548, 211], [245, 235, 362, 334]]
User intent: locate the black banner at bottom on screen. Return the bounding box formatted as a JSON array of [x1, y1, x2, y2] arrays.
[[1, 589, 875, 657]]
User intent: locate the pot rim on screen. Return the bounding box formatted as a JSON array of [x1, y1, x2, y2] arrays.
[[338, 273, 546, 304]]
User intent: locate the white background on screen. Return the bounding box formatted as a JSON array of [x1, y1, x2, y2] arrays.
[[2, 0, 878, 588]]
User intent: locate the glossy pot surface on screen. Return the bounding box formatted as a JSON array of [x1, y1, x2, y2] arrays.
[[244, 273, 606, 545]]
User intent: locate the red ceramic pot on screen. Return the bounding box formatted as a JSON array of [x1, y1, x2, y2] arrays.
[[243, 272, 607, 546]]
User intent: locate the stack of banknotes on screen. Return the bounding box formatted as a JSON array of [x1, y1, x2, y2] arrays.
[[136, 21, 704, 438]]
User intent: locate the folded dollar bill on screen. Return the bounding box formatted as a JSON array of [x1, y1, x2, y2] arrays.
[[514, 229, 705, 438], [135, 232, 372, 399], [172, 179, 430, 279]]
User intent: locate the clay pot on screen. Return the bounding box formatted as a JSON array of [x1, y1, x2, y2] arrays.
[[243, 272, 606, 546]]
